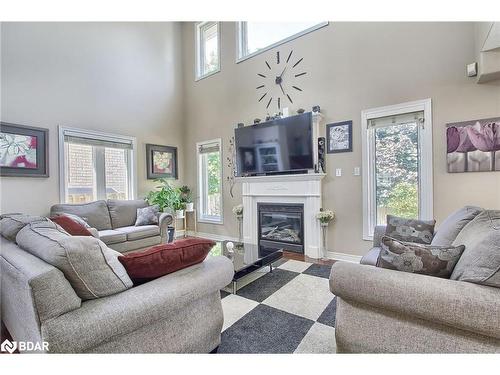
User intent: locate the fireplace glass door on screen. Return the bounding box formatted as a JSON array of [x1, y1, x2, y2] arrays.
[[258, 203, 304, 253]]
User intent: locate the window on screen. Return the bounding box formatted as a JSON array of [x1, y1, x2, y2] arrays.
[[237, 22, 328, 61], [361, 99, 433, 240], [197, 139, 223, 223], [59, 127, 136, 203], [195, 22, 220, 80]]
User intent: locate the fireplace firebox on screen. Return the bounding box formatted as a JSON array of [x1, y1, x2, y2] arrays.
[[257, 203, 304, 254]]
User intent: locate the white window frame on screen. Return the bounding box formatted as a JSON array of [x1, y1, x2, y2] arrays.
[[58, 126, 137, 203], [361, 99, 433, 241], [195, 21, 221, 81], [236, 22, 329, 63], [196, 138, 223, 224]]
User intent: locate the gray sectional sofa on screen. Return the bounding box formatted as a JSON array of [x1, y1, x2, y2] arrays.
[[330, 207, 500, 353], [0, 213, 234, 353], [50, 199, 173, 253]]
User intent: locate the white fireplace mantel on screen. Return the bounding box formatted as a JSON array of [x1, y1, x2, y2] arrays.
[[237, 173, 325, 259]]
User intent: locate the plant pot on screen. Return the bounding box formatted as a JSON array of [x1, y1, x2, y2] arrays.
[[176, 209, 185, 219], [185, 202, 194, 212]]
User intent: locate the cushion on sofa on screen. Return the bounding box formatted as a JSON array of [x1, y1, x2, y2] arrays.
[[107, 199, 149, 229], [115, 225, 160, 241], [431, 206, 484, 246], [377, 236, 465, 278], [50, 215, 94, 237], [98, 229, 127, 245], [16, 221, 133, 300], [118, 238, 216, 284], [385, 215, 436, 244], [0, 214, 49, 242], [50, 200, 112, 230], [135, 205, 160, 226], [450, 210, 500, 288]]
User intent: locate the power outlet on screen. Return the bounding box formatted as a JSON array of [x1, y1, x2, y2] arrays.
[[353, 167, 361, 176], [335, 168, 342, 177]]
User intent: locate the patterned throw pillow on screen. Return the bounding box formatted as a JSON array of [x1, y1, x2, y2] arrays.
[[135, 205, 160, 226], [377, 236, 465, 278], [385, 215, 436, 244]]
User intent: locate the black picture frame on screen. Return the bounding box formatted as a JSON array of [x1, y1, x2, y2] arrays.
[[326, 121, 353, 154], [146, 144, 178, 179], [0, 122, 49, 177]]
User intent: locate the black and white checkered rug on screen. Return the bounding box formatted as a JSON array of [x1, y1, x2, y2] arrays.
[[218, 259, 337, 353]]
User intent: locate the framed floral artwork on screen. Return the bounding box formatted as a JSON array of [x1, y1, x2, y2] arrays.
[[446, 117, 499, 173], [146, 144, 178, 179], [0, 122, 49, 177], [326, 120, 353, 153]]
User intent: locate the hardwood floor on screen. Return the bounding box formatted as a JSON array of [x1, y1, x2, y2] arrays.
[[283, 250, 336, 266]]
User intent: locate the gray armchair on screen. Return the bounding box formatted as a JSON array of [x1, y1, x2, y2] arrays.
[[360, 225, 386, 266]]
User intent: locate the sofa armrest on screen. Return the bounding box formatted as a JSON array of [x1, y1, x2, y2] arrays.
[[372, 225, 386, 247], [329, 262, 500, 339], [158, 212, 173, 242], [41, 255, 234, 353]]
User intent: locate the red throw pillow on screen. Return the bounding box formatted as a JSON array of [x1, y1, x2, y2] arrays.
[[118, 238, 216, 285], [50, 215, 94, 237]]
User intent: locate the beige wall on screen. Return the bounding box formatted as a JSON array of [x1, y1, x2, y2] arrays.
[[1, 22, 185, 215], [182, 22, 500, 256]]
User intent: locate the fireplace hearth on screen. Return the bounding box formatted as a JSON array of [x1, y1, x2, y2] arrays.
[[258, 203, 304, 253]]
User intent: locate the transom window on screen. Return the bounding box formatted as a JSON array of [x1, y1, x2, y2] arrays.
[[361, 99, 433, 240], [237, 22, 328, 61], [195, 21, 220, 80], [59, 127, 136, 203], [197, 139, 223, 223]]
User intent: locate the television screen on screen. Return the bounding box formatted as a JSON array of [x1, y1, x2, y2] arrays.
[[235, 112, 313, 176]]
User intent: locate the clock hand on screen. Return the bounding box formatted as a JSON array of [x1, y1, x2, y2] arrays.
[[279, 83, 285, 95], [279, 66, 287, 78]]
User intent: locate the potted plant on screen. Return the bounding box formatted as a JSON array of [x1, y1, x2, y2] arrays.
[[146, 178, 180, 214], [316, 208, 335, 259], [179, 185, 194, 212], [232, 204, 244, 241]]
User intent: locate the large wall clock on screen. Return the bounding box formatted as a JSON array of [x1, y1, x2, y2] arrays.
[[256, 50, 307, 111]]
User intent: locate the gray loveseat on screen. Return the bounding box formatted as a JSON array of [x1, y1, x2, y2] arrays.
[[1, 232, 234, 353], [329, 207, 500, 353], [50, 199, 173, 253]]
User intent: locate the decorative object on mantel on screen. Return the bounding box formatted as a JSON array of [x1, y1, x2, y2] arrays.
[[237, 123, 244, 128], [226, 136, 237, 198], [446, 117, 500, 173], [326, 120, 353, 154], [256, 49, 306, 111], [146, 144, 178, 179], [233, 204, 244, 242], [297, 108, 305, 114], [312, 105, 321, 113], [253, 118, 261, 124], [316, 208, 335, 259], [0, 122, 49, 177]]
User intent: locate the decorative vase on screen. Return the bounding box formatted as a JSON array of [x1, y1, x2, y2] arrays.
[[320, 222, 329, 260], [237, 215, 243, 242], [176, 209, 185, 219], [185, 202, 194, 212]]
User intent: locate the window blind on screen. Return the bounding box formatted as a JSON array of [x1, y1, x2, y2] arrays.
[[198, 142, 220, 154], [63, 129, 134, 150], [368, 111, 424, 129]]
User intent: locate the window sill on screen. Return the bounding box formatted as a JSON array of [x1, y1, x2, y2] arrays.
[[195, 68, 221, 82]]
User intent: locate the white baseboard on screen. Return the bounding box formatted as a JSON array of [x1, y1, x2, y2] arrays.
[[327, 251, 362, 264], [184, 230, 362, 263]]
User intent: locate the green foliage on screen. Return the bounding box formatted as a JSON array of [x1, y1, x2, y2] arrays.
[[179, 185, 192, 204], [207, 152, 221, 195], [386, 182, 418, 219], [146, 178, 184, 212]]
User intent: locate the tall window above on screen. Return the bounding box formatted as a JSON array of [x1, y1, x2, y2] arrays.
[[361, 100, 433, 240], [59, 127, 136, 203], [237, 22, 328, 61], [197, 139, 223, 223], [195, 22, 220, 80]]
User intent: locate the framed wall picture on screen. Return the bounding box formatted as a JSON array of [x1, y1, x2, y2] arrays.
[[146, 144, 178, 179], [0, 122, 49, 177], [446, 117, 500, 173], [326, 121, 353, 153]]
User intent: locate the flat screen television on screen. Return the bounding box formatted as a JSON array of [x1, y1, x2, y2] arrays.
[[235, 112, 313, 176]]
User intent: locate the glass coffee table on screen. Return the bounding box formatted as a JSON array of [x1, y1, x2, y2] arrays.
[[213, 241, 283, 294]]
